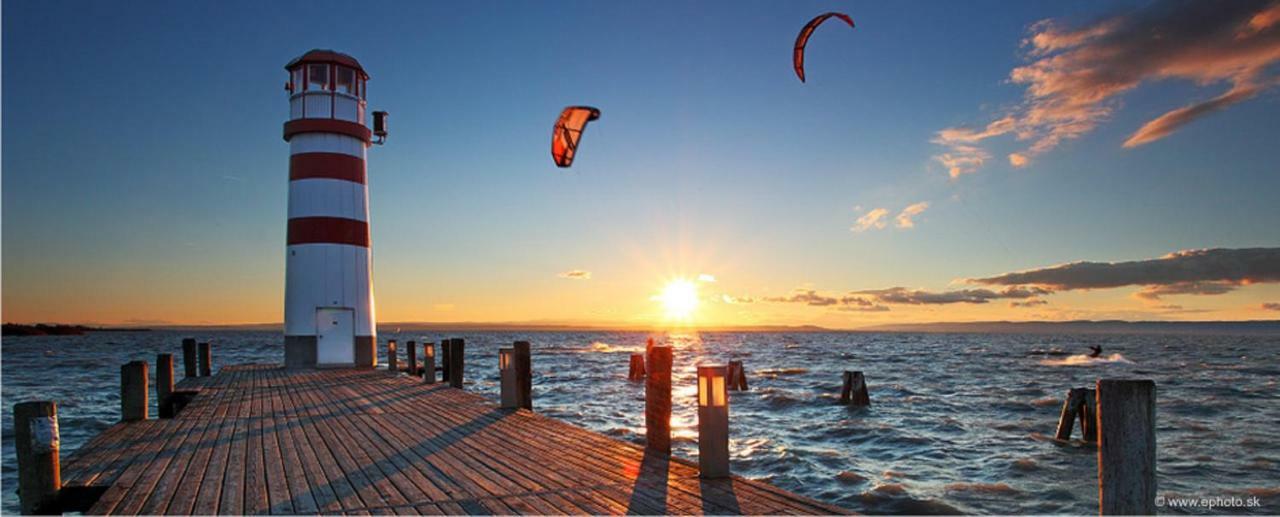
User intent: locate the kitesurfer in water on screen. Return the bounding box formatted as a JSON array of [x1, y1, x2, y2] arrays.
[[1088, 345, 1103, 358]]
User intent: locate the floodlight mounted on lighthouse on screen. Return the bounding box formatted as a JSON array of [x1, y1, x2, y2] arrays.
[[372, 111, 388, 145]]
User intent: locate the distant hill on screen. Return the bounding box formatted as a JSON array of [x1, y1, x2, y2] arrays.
[[858, 320, 1280, 335], [2, 323, 151, 336]]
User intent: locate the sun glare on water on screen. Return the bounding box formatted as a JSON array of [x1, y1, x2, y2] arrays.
[[658, 278, 700, 321]]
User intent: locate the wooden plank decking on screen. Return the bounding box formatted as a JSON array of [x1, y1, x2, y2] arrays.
[[60, 364, 847, 515]]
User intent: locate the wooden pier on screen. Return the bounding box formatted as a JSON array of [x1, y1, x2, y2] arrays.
[[55, 364, 847, 515]]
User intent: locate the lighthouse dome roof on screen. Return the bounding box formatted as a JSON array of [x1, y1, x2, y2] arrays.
[[286, 49, 368, 79]]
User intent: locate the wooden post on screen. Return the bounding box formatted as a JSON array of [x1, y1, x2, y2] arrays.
[[387, 339, 398, 373], [157, 353, 175, 418], [182, 338, 198, 378], [448, 338, 465, 389], [514, 341, 532, 410], [697, 365, 730, 478], [727, 360, 749, 391], [423, 343, 436, 384], [1097, 379, 1156, 515], [646, 345, 672, 454], [197, 342, 212, 376], [1081, 388, 1098, 444], [14, 401, 60, 514], [441, 338, 452, 381], [121, 361, 149, 421], [841, 371, 870, 406], [628, 353, 646, 381], [1055, 387, 1087, 440], [499, 348, 516, 408], [407, 340, 418, 376]]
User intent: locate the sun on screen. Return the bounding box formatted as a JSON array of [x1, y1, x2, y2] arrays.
[[658, 278, 700, 320]]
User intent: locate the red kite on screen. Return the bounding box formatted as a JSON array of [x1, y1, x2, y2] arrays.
[[794, 12, 855, 83], [551, 106, 601, 168]]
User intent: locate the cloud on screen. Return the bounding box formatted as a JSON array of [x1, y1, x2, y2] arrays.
[[558, 270, 592, 280], [1262, 302, 1280, 311], [1010, 299, 1049, 308], [851, 208, 890, 232], [855, 286, 1051, 305], [934, 1, 1280, 172], [698, 274, 716, 283], [971, 247, 1280, 299], [895, 202, 930, 229], [721, 294, 754, 304], [762, 289, 887, 311]]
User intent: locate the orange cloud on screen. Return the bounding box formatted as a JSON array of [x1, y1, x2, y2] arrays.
[[851, 208, 889, 232], [935, 1, 1280, 172], [558, 270, 592, 280], [895, 202, 930, 229]]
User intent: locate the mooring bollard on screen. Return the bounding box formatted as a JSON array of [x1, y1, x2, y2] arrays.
[[157, 353, 175, 418], [182, 338, 198, 378], [448, 338, 465, 388], [628, 353, 646, 381], [727, 360, 749, 391], [14, 401, 61, 514], [646, 345, 673, 454], [499, 348, 517, 408], [1097, 379, 1156, 515], [387, 339, 398, 373], [513, 341, 532, 410], [697, 364, 731, 478], [407, 340, 418, 376], [841, 371, 871, 406], [423, 342, 437, 384], [121, 361, 149, 421], [198, 342, 212, 376]]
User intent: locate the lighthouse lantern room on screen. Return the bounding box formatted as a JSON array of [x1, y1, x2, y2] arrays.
[[282, 49, 384, 368]]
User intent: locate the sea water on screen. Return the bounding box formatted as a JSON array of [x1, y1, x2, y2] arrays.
[[3, 331, 1278, 514]]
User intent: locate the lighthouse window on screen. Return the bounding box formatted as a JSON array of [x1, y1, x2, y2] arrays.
[[336, 67, 355, 95], [291, 68, 303, 92], [307, 64, 329, 91]]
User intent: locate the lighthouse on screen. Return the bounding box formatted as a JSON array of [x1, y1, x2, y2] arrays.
[[282, 49, 386, 368]]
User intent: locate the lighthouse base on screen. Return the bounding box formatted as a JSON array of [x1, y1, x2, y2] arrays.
[[284, 335, 377, 369]]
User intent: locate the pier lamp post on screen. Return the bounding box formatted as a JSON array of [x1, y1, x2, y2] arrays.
[[697, 364, 730, 478], [423, 343, 436, 384], [499, 348, 517, 408]]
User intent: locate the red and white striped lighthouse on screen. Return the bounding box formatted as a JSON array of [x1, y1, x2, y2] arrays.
[[282, 49, 384, 368]]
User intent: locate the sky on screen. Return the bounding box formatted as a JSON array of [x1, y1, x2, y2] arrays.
[[3, 0, 1279, 328]]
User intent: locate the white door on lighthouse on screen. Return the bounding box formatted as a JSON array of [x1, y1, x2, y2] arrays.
[[316, 308, 355, 365]]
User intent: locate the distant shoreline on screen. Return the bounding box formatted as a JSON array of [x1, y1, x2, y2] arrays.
[[7, 319, 1276, 336]]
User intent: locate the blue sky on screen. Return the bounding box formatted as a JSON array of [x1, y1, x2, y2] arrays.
[[4, 0, 1278, 326]]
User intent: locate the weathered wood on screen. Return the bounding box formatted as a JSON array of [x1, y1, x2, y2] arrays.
[[646, 346, 673, 454], [628, 353, 646, 381], [423, 342, 437, 384], [181, 338, 198, 378], [727, 360, 749, 391], [388, 339, 399, 373], [840, 371, 870, 406], [197, 342, 212, 377], [1055, 387, 1087, 440], [441, 338, 452, 381], [121, 361, 149, 421], [1081, 388, 1098, 444], [697, 365, 730, 478], [14, 401, 60, 514], [514, 341, 532, 410], [449, 338, 465, 389], [1097, 379, 1156, 516], [408, 340, 418, 376], [157, 354, 176, 418]]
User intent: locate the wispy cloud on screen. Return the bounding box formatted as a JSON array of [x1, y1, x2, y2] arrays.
[[1262, 302, 1280, 311], [970, 247, 1280, 300], [851, 208, 890, 233], [1010, 299, 1049, 308], [763, 289, 889, 312], [934, 1, 1280, 173], [895, 202, 930, 229], [698, 274, 716, 283], [854, 286, 1050, 305], [558, 270, 592, 280]]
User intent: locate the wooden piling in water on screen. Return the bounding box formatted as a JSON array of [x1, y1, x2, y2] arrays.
[[423, 342, 436, 384], [1097, 379, 1156, 515], [1055, 387, 1088, 440], [1081, 388, 1098, 444], [197, 342, 212, 376], [182, 338, 197, 378], [121, 361, 149, 421], [727, 360, 749, 391], [514, 341, 532, 410], [441, 338, 452, 381], [646, 345, 673, 454], [387, 339, 399, 373], [407, 340, 418, 376], [841, 371, 870, 406], [157, 353, 175, 418], [448, 338, 465, 388], [628, 353, 646, 381], [14, 401, 60, 515]]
